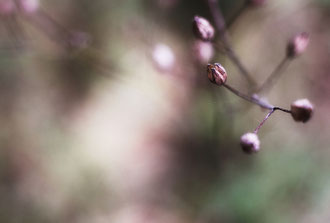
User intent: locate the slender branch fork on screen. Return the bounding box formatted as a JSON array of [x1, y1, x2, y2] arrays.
[[208, 0, 294, 95], [208, 0, 257, 87], [254, 106, 291, 134], [223, 82, 291, 135]]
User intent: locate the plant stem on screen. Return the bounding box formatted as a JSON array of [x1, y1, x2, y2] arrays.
[[256, 55, 291, 94], [223, 83, 273, 109], [207, 0, 257, 87], [253, 106, 291, 134], [254, 109, 275, 134]]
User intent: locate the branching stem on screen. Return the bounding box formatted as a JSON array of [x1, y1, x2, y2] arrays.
[[208, 0, 257, 87], [254, 107, 291, 134]]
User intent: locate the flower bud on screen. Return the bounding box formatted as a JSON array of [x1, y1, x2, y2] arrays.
[[240, 132, 260, 154], [286, 32, 309, 58], [207, 63, 227, 86], [192, 16, 215, 42], [291, 98, 313, 123]]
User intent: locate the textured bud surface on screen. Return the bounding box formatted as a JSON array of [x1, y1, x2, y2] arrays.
[[287, 32, 309, 58], [240, 133, 260, 154], [207, 63, 227, 86], [291, 98, 313, 123], [192, 16, 215, 41]]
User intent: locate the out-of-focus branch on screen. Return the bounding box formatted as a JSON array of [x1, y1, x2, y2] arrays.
[[256, 55, 291, 94], [226, 1, 248, 29], [207, 0, 257, 87]]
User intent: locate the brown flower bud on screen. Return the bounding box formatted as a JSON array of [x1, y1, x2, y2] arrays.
[[291, 98, 313, 123], [192, 16, 215, 42], [240, 132, 260, 154], [207, 63, 227, 86], [287, 32, 309, 58]]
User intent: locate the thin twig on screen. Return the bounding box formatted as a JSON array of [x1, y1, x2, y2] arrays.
[[207, 0, 257, 87], [256, 55, 291, 94], [253, 106, 291, 134], [254, 109, 275, 134], [223, 83, 273, 109], [273, 106, 291, 114]]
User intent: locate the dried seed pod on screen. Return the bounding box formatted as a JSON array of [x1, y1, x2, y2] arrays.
[[240, 132, 260, 154], [287, 32, 309, 58], [192, 16, 215, 42], [207, 63, 227, 86], [291, 98, 314, 123]]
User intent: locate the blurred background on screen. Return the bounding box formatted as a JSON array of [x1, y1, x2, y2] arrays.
[[0, 0, 330, 222]]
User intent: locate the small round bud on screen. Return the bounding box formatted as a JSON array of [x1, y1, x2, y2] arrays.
[[192, 16, 215, 42], [291, 98, 313, 123], [207, 63, 227, 86], [192, 40, 214, 64], [287, 32, 309, 58], [240, 132, 260, 154]]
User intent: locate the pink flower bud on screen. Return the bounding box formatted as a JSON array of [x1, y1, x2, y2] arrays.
[[192, 16, 215, 42], [287, 32, 309, 58], [0, 0, 16, 16], [240, 132, 260, 154], [291, 98, 314, 123], [207, 63, 227, 86], [18, 0, 39, 14], [192, 40, 214, 64]]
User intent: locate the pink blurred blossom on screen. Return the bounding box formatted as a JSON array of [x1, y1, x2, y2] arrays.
[[19, 0, 39, 14], [0, 0, 16, 15], [152, 43, 175, 72]]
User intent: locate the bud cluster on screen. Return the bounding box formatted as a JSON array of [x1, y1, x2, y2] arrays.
[[192, 7, 313, 155]]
